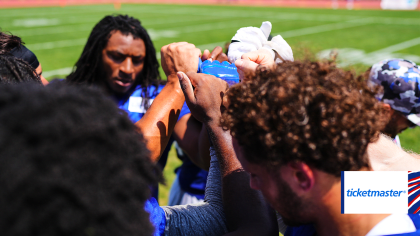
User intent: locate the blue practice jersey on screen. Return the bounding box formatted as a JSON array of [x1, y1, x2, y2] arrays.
[[117, 84, 190, 127]]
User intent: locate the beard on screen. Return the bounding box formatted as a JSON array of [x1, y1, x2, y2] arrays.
[[274, 176, 312, 227], [382, 121, 399, 139]]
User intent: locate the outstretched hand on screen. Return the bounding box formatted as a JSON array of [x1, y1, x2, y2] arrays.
[[177, 71, 228, 125], [161, 42, 201, 83]]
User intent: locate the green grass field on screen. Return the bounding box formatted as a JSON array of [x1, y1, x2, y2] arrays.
[[1, 4, 419, 205]]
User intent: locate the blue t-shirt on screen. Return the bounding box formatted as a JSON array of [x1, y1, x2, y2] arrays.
[[144, 197, 166, 236]]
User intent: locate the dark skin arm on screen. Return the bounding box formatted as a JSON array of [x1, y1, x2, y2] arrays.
[[135, 42, 201, 162], [171, 46, 228, 170], [172, 114, 211, 170], [178, 71, 278, 236]]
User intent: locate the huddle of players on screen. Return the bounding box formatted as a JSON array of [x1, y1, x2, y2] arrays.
[[0, 14, 420, 236]]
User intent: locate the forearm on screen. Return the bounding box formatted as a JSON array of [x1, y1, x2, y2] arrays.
[[205, 122, 278, 236], [161, 147, 227, 236], [135, 80, 184, 162], [173, 115, 211, 170], [198, 124, 211, 170]]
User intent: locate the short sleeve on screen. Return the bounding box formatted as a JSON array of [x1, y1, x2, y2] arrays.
[[178, 102, 191, 121]]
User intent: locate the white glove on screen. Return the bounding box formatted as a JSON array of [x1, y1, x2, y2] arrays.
[[228, 21, 294, 64]]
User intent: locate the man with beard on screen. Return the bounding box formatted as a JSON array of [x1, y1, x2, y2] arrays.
[[177, 58, 420, 235]]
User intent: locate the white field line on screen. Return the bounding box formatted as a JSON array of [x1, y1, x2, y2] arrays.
[[0, 5, 176, 18], [13, 16, 228, 37], [339, 36, 420, 66], [27, 38, 87, 50], [372, 37, 420, 54], [42, 67, 74, 78], [272, 20, 370, 38]]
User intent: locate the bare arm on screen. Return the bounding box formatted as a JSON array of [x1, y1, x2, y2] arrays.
[[135, 42, 201, 162], [134, 82, 184, 162], [368, 133, 420, 171], [172, 114, 211, 170], [179, 71, 278, 236]]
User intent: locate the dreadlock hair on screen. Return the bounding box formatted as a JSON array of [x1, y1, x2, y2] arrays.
[[0, 31, 22, 54], [0, 54, 41, 84], [67, 15, 161, 106]]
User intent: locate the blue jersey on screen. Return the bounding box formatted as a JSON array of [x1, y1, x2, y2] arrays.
[[117, 84, 190, 128], [144, 197, 166, 236], [285, 214, 420, 236]]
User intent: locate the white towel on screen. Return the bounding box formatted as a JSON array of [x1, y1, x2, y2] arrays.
[[228, 21, 294, 64]]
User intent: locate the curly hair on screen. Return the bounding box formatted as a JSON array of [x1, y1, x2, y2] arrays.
[[67, 15, 161, 107], [0, 31, 22, 54], [0, 54, 41, 84], [0, 82, 160, 236], [221, 61, 388, 176]]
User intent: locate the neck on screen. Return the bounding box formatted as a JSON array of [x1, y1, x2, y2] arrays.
[[314, 181, 389, 236]]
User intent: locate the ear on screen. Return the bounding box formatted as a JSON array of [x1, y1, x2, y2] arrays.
[[285, 162, 315, 193], [382, 103, 394, 114]]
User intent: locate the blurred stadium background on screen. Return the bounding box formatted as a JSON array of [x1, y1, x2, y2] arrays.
[[1, 1, 419, 204]]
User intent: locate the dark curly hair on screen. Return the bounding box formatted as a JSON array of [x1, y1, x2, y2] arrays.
[[0, 82, 160, 236], [0, 31, 22, 54], [67, 15, 161, 106], [0, 54, 41, 84], [221, 61, 388, 177]]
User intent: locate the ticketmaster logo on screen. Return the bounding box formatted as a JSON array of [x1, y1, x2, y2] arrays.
[[346, 188, 406, 197], [341, 171, 409, 214]]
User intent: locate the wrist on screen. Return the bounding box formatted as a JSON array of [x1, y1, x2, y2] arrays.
[[165, 79, 184, 96], [205, 117, 222, 130], [166, 74, 179, 83]]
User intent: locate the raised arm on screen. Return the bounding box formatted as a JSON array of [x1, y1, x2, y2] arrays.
[[135, 42, 201, 162], [171, 46, 228, 170], [178, 71, 278, 236]]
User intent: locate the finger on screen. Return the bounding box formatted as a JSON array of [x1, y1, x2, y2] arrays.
[[178, 72, 196, 105], [216, 53, 228, 63], [241, 50, 272, 64], [202, 49, 210, 61], [235, 59, 259, 73], [210, 46, 223, 61], [222, 93, 230, 110]]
